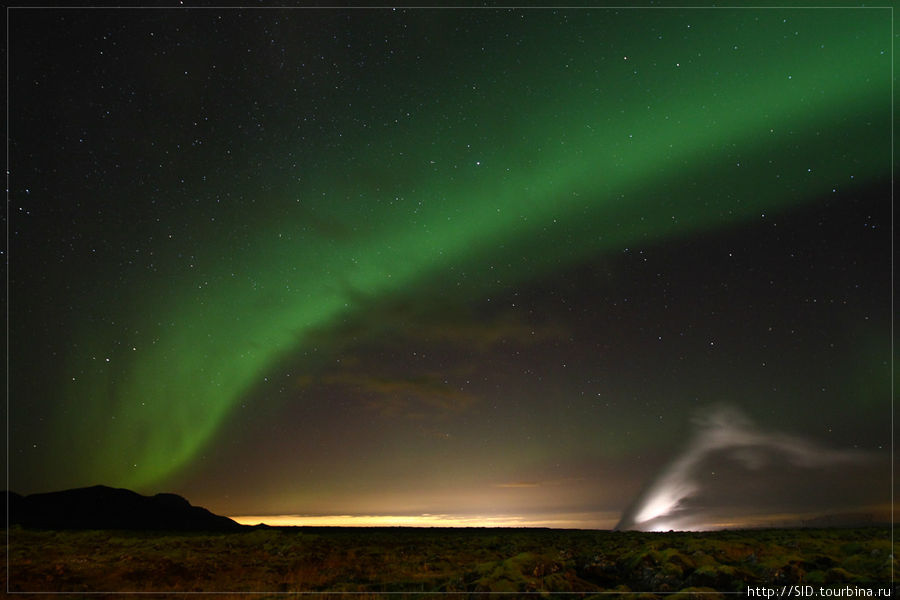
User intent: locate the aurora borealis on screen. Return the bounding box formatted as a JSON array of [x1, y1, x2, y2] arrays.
[[8, 6, 892, 529]]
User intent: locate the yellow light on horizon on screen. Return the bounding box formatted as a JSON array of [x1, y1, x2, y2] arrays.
[[229, 513, 612, 528], [228, 508, 891, 530]]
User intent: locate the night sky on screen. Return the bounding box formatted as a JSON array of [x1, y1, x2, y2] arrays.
[[8, 6, 892, 530]]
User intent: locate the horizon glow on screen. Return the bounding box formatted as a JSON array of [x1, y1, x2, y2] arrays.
[[230, 512, 618, 529]]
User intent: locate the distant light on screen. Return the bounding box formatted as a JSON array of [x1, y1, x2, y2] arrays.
[[230, 514, 606, 528]]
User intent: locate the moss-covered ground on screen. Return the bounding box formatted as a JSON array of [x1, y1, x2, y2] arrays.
[[3, 525, 894, 598]]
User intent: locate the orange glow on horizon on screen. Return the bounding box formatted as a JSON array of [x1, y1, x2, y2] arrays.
[[230, 513, 615, 528], [228, 505, 895, 530]]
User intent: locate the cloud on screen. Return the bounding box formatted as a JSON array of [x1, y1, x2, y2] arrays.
[[493, 477, 585, 489], [276, 293, 568, 421], [316, 373, 478, 420], [616, 405, 871, 531], [297, 281, 570, 360], [415, 315, 568, 350]]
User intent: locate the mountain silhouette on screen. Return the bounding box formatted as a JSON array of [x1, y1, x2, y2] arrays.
[[5, 485, 242, 531]]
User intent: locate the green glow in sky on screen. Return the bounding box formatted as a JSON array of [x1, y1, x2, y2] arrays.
[[33, 9, 890, 492]]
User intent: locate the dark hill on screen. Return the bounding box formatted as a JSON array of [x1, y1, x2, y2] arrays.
[[5, 485, 242, 532]]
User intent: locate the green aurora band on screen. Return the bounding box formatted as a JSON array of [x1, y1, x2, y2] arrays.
[[54, 9, 890, 489]]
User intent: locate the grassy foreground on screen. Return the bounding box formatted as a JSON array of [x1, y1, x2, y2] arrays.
[[4, 525, 894, 598]]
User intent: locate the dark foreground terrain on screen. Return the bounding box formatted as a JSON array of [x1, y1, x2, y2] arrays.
[[4, 525, 894, 598]]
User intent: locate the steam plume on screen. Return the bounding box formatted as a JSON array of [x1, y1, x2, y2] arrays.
[[615, 405, 867, 531]]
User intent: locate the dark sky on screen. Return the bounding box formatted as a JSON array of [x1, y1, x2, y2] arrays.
[[8, 6, 892, 530]]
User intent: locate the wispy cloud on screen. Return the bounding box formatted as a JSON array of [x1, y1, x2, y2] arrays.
[[494, 481, 542, 488], [494, 477, 584, 489], [616, 405, 870, 531], [416, 316, 569, 350], [310, 373, 478, 420]]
